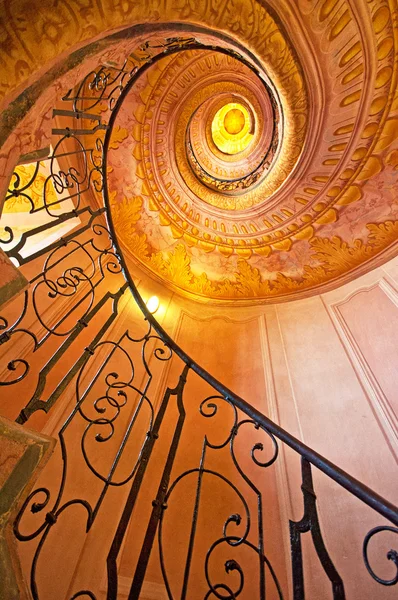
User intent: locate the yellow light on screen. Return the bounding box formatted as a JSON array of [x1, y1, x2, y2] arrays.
[[224, 108, 245, 134], [211, 102, 254, 155], [146, 295, 160, 314]]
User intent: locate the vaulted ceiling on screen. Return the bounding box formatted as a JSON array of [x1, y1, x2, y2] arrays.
[[3, 0, 397, 304], [104, 1, 398, 302]]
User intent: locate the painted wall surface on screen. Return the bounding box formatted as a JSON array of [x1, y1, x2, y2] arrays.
[[137, 254, 398, 599], [1, 255, 397, 599]]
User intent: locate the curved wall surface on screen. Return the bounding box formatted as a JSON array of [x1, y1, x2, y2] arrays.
[[2, 0, 398, 302], [127, 252, 398, 598], [0, 1, 397, 597]]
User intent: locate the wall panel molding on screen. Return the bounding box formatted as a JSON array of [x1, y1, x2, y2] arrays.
[[258, 311, 293, 598], [323, 281, 398, 458]]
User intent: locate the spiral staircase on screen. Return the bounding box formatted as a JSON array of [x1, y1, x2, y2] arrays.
[[0, 5, 398, 600]]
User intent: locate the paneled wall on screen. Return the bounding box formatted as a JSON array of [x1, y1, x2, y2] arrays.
[[158, 257, 398, 475], [142, 254, 398, 599], [3, 256, 398, 599]]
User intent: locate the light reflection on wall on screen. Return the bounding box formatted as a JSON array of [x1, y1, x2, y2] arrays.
[[0, 153, 80, 264]]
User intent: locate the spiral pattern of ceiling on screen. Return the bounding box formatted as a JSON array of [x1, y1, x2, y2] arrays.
[[107, 0, 398, 303]]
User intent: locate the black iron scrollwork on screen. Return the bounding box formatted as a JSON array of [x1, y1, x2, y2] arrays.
[[1, 35, 397, 600], [13, 316, 173, 599], [363, 526, 398, 586], [0, 225, 13, 244]]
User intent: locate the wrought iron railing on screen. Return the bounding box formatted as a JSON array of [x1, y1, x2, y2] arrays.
[[0, 37, 397, 600]]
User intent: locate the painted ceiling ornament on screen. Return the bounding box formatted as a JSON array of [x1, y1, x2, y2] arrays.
[[185, 89, 279, 196], [223, 107, 246, 135], [210, 102, 254, 155], [105, 0, 398, 303]]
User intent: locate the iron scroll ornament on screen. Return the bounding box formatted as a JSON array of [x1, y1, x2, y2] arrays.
[[1, 36, 397, 600], [101, 37, 398, 526], [363, 526, 398, 586], [100, 38, 398, 599]]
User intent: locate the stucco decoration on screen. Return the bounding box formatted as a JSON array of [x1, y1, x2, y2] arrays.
[[1, 0, 398, 302], [105, 0, 398, 301]]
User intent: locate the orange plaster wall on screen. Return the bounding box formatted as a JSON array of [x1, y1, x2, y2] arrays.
[[141, 255, 398, 599], [0, 1, 397, 596], [3, 255, 398, 599]]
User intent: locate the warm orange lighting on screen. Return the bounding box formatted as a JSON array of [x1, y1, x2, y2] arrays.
[[146, 295, 160, 314], [224, 108, 245, 134], [211, 102, 254, 155]]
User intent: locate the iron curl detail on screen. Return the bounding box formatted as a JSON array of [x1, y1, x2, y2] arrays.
[[92, 221, 116, 253], [5, 161, 40, 215], [363, 526, 398, 586], [46, 134, 89, 216], [0, 225, 13, 244], [89, 137, 104, 193], [205, 538, 244, 600], [153, 341, 173, 362], [2, 358, 30, 385], [142, 335, 173, 375], [76, 340, 135, 419], [13, 488, 52, 542], [199, 395, 238, 449], [205, 537, 283, 600], [223, 513, 247, 547], [0, 292, 37, 386], [231, 419, 279, 475], [98, 250, 123, 278]]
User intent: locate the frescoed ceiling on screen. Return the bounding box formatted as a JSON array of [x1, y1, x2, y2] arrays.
[[106, 0, 398, 302]]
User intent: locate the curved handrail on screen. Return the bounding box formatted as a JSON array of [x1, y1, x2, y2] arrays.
[[131, 283, 398, 527], [2, 36, 397, 600], [106, 245, 398, 526], [101, 47, 398, 529]]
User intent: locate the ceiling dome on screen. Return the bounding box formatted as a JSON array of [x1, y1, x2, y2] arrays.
[[210, 103, 254, 154], [222, 107, 246, 136], [106, 3, 398, 303]]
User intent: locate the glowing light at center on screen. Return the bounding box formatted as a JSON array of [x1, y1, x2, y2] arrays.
[[224, 108, 245, 134], [211, 102, 254, 155], [146, 295, 160, 314]]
